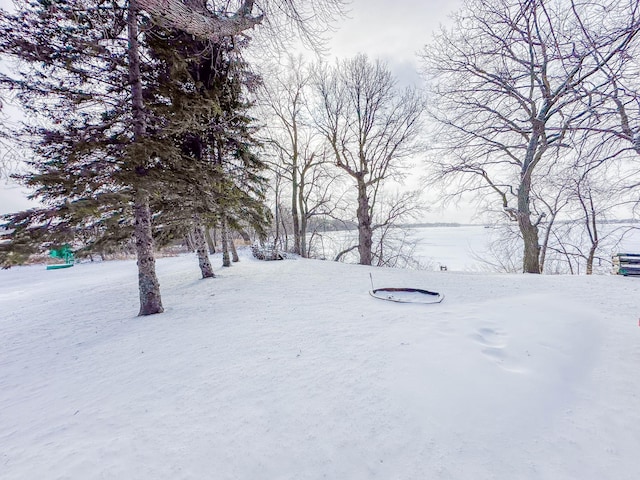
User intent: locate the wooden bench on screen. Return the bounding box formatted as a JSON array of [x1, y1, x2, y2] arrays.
[[612, 253, 640, 276]]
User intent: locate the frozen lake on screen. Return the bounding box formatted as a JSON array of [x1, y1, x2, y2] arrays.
[[313, 223, 640, 273], [409, 225, 492, 271]]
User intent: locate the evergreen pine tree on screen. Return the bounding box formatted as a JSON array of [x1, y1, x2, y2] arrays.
[[1, 1, 269, 296], [0, 0, 165, 314], [144, 24, 270, 263]]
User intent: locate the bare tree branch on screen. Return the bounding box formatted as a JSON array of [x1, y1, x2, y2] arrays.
[[138, 0, 263, 39]]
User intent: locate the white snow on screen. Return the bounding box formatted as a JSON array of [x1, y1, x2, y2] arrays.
[[1, 247, 640, 479]]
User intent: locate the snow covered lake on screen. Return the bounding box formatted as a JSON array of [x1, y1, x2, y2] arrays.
[[409, 225, 493, 271], [313, 223, 640, 272], [1, 246, 640, 479]]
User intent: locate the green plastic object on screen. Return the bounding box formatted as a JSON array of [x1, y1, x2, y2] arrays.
[[46, 263, 74, 270], [47, 244, 74, 270]]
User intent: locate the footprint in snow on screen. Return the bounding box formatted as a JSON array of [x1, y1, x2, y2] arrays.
[[472, 327, 528, 373], [469, 326, 507, 348]]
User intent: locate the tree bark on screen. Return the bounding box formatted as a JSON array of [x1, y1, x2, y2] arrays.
[[238, 229, 251, 242], [291, 126, 301, 255], [519, 215, 541, 274], [517, 172, 541, 273], [221, 217, 231, 267], [584, 192, 599, 275], [193, 222, 215, 278], [137, 0, 263, 40], [133, 189, 164, 315], [518, 125, 542, 274], [128, 0, 163, 315], [538, 212, 558, 274], [356, 177, 373, 265], [292, 164, 301, 255], [298, 175, 308, 257], [279, 209, 289, 252], [586, 243, 597, 275], [273, 181, 281, 248], [184, 232, 195, 252], [204, 227, 216, 254], [299, 209, 307, 258], [230, 236, 239, 263]]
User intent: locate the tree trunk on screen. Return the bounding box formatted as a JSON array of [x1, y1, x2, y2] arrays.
[[517, 181, 540, 273], [298, 181, 307, 258], [585, 192, 599, 276], [184, 232, 195, 252], [519, 216, 541, 273], [221, 217, 231, 267], [230, 236, 239, 262], [134, 189, 164, 315], [204, 227, 216, 254], [585, 215, 599, 276], [586, 242, 597, 275], [128, 0, 163, 315], [517, 149, 541, 273], [279, 209, 289, 252], [193, 222, 215, 278], [273, 181, 281, 248], [356, 177, 373, 265], [538, 211, 558, 274], [292, 161, 301, 255]]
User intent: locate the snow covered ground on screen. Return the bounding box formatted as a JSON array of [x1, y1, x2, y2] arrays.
[[1, 248, 640, 479]]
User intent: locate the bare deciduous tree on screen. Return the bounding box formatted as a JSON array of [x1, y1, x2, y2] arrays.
[[421, 0, 640, 273], [314, 54, 425, 265], [260, 56, 339, 257], [370, 190, 425, 268]]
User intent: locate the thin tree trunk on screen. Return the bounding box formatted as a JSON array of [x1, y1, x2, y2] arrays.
[[583, 188, 599, 275], [204, 227, 216, 254], [185, 230, 196, 252], [298, 181, 307, 258], [538, 211, 558, 274], [586, 243, 597, 275], [585, 211, 598, 276], [356, 177, 373, 265], [273, 181, 281, 248], [221, 217, 231, 267], [128, 1, 163, 315], [193, 222, 215, 278], [230, 236, 239, 262], [280, 208, 289, 251], [292, 161, 301, 255]]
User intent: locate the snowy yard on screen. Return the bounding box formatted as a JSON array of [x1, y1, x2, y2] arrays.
[[1, 249, 640, 479]]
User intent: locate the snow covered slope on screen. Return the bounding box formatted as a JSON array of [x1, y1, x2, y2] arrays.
[[1, 250, 639, 479]]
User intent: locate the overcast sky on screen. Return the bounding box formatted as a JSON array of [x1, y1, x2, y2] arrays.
[[327, 0, 461, 84], [0, 0, 470, 221], [325, 0, 471, 222]]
